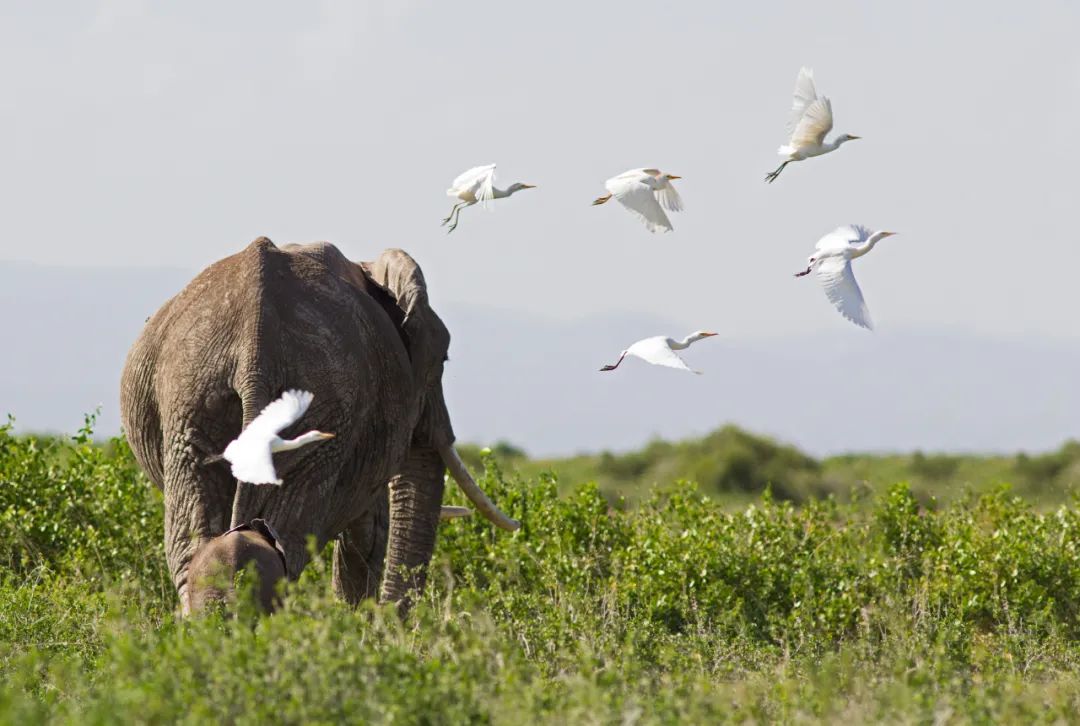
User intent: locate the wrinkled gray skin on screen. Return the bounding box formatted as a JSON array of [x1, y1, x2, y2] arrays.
[[187, 520, 287, 614], [121, 238, 487, 614]]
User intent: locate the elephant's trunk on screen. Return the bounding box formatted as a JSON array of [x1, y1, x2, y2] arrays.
[[438, 445, 520, 531]]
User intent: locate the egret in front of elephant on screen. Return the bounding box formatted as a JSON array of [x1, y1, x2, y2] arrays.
[[593, 168, 683, 233], [765, 67, 860, 183], [600, 331, 717, 374], [221, 389, 334, 485], [442, 164, 536, 233], [795, 225, 897, 330]]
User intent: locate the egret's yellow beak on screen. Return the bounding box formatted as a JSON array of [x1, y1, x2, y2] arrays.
[[848, 135, 862, 140], [881, 231, 897, 238], [668, 175, 682, 180], [702, 331, 718, 337], [522, 184, 536, 188], [318, 432, 336, 440]]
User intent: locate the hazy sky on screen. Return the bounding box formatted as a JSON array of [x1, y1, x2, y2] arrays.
[[2, 2, 1079, 454]]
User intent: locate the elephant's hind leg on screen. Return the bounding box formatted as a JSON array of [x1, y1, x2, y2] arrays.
[[332, 488, 389, 605]]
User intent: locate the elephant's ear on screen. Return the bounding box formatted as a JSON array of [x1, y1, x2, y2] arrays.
[[360, 249, 443, 378], [248, 519, 289, 577], [361, 249, 428, 323], [218, 518, 289, 576]]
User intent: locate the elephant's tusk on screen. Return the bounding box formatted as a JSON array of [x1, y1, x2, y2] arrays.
[[440, 505, 473, 521], [438, 445, 521, 531]]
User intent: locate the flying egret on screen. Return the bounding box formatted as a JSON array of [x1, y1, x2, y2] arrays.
[[765, 68, 860, 183], [221, 389, 335, 485], [442, 164, 536, 233], [592, 168, 683, 233], [600, 331, 717, 374], [794, 225, 897, 330]]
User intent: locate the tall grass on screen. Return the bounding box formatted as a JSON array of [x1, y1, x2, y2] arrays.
[[2, 419, 1080, 722]]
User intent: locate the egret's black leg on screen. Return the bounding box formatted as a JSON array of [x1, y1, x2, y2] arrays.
[[599, 352, 627, 372], [446, 205, 464, 233], [442, 202, 464, 226], [765, 161, 790, 184]]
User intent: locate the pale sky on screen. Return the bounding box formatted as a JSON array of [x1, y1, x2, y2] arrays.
[[2, 2, 1079, 455]]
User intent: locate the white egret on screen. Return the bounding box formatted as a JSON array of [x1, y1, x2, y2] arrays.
[[222, 389, 334, 485], [794, 225, 897, 330], [765, 68, 860, 183], [600, 331, 717, 374], [442, 164, 536, 233], [592, 168, 683, 233]]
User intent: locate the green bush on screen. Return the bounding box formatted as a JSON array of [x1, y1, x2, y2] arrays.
[[3, 423, 1080, 722], [0, 415, 169, 599]]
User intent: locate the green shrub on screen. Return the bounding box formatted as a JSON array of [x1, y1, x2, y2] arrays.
[[0, 415, 169, 601], [2, 425, 1080, 721]]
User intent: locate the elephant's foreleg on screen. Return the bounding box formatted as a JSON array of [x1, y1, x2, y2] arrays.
[[380, 447, 445, 610], [332, 487, 389, 605]]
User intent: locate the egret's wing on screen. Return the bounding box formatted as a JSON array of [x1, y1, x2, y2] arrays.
[[607, 168, 652, 183], [450, 164, 496, 199], [224, 437, 281, 485], [656, 180, 683, 212], [816, 257, 873, 330], [474, 166, 497, 205], [605, 175, 672, 233], [789, 97, 833, 147], [816, 224, 870, 253], [631, 338, 698, 373], [246, 389, 314, 437], [786, 67, 819, 135]]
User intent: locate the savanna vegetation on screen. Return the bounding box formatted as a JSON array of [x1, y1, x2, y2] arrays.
[[3, 415, 1080, 723], [461, 425, 1080, 508]]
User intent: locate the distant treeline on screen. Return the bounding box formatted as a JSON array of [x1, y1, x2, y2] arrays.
[[459, 425, 1080, 507]]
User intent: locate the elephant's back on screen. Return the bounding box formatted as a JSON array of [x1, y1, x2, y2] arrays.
[[122, 237, 412, 488]]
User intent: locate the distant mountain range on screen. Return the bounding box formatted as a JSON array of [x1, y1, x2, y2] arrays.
[[3, 261, 1077, 457]]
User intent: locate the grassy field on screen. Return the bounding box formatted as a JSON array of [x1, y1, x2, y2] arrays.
[[3, 416, 1080, 723]]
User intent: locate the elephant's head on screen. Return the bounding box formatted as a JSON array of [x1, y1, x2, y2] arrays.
[[362, 249, 518, 603], [187, 519, 287, 614]]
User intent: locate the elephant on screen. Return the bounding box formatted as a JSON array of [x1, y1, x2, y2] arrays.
[[187, 519, 287, 614], [120, 237, 517, 614]]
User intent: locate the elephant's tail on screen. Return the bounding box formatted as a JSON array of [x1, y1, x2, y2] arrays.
[[226, 240, 290, 528], [228, 382, 275, 529]]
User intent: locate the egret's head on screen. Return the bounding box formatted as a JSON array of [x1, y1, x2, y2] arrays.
[[509, 182, 537, 193], [839, 134, 861, 144], [693, 330, 718, 338]]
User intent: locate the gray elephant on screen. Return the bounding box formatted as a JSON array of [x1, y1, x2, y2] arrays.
[[120, 237, 517, 614], [187, 519, 287, 614]]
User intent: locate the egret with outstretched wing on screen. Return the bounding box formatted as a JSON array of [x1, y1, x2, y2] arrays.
[[765, 68, 860, 183], [222, 389, 335, 485], [600, 331, 716, 374], [442, 164, 536, 233], [593, 168, 683, 233], [794, 225, 898, 330]]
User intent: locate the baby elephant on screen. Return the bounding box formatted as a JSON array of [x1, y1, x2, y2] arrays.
[[187, 519, 288, 614]]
